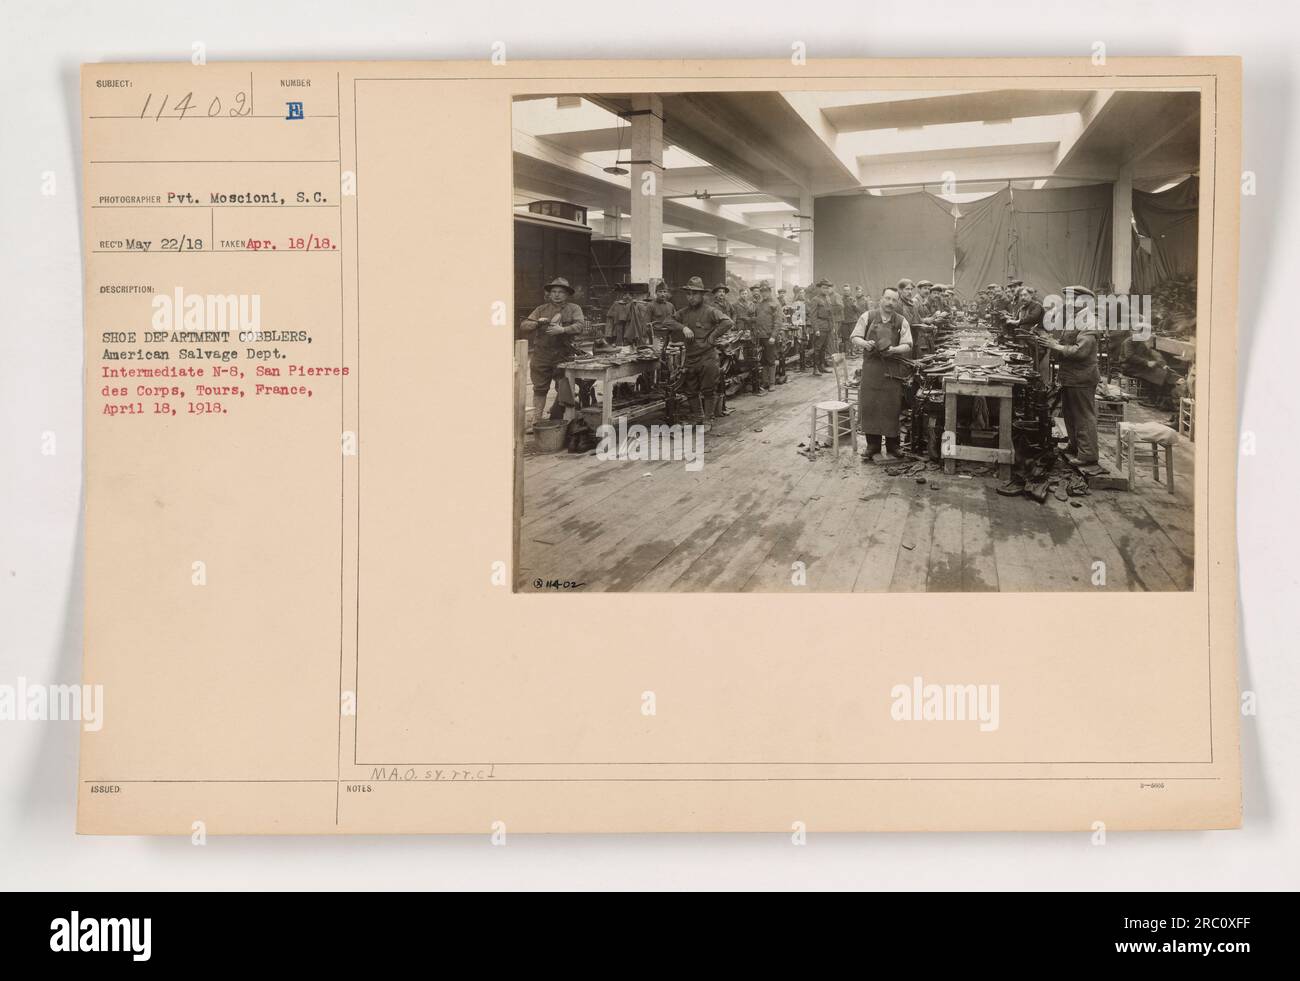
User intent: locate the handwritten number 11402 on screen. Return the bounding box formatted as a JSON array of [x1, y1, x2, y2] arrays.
[[139, 90, 252, 120]]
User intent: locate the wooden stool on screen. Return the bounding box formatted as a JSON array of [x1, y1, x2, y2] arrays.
[[811, 400, 858, 458], [831, 352, 855, 404], [1095, 398, 1127, 436], [1178, 397, 1195, 441], [1119, 374, 1152, 399], [1115, 424, 1176, 493]]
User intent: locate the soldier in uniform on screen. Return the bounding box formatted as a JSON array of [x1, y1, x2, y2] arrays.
[[519, 277, 586, 429], [732, 285, 763, 395], [710, 283, 734, 319], [752, 282, 782, 391], [645, 279, 676, 326], [838, 283, 861, 359], [663, 276, 734, 428], [807, 279, 837, 374]]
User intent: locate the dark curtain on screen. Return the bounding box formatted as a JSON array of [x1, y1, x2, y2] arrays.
[[1009, 183, 1114, 295], [813, 183, 1119, 299], [953, 187, 1014, 299], [1132, 228, 1157, 294], [1131, 176, 1199, 287], [814, 192, 956, 294]]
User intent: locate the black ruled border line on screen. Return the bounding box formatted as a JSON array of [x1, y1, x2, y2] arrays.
[[337, 70, 348, 826], [345, 73, 1219, 779], [82, 68, 1223, 797]]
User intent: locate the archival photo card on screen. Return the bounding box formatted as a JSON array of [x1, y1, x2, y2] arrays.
[[78, 58, 1239, 833]]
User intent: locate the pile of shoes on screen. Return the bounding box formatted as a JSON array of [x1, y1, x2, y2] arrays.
[[995, 447, 1096, 505], [884, 460, 930, 477]]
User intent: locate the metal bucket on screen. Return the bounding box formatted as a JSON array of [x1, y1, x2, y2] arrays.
[[533, 419, 567, 452]]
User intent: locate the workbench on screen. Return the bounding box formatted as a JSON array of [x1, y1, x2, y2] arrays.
[[1153, 335, 1195, 361], [559, 357, 657, 432], [941, 376, 1016, 480]]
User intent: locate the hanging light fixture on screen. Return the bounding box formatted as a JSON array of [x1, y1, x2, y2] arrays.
[[603, 111, 630, 175]]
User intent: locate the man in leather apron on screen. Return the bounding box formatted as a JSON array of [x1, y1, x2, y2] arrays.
[[851, 286, 914, 462]]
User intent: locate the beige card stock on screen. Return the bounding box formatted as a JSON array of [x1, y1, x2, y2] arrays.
[[79, 58, 1241, 833]]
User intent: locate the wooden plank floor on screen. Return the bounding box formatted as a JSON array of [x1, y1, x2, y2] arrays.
[[518, 369, 1196, 592]]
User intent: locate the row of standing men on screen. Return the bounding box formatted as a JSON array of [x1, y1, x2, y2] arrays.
[[524, 274, 1097, 466]]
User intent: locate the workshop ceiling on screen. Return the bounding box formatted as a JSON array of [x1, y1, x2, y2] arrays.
[[513, 89, 1200, 259]]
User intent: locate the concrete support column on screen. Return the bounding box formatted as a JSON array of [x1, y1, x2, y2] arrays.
[[716, 236, 728, 257], [602, 208, 620, 239], [629, 94, 664, 284], [798, 188, 815, 288], [1112, 161, 1134, 295], [773, 251, 784, 290]]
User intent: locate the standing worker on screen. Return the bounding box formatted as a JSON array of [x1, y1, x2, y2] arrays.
[[665, 276, 734, 429], [851, 287, 913, 462], [646, 278, 676, 323], [710, 282, 734, 319], [838, 283, 860, 359], [733, 285, 764, 395], [753, 282, 782, 390], [807, 279, 837, 374], [519, 277, 586, 429], [1042, 285, 1100, 466]]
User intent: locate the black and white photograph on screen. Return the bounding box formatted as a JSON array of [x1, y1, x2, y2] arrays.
[[514, 88, 1201, 592]]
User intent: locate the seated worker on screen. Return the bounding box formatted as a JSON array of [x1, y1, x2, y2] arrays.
[[1041, 285, 1100, 466], [1119, 322, 1184, 407], [662, 276, 734, 428], [851, 286, 913, 462], [519, 277, 586, 429]]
